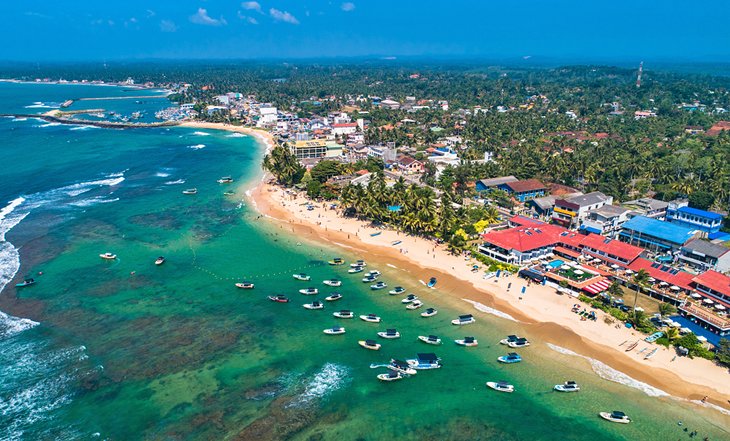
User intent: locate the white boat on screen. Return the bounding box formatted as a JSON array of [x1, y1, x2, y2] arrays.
[[388, 286, 406, 295], [292, 273, 311, 281], [182, 188, 197, 195], [370, 281, 387, 290], [350, 260, 367, 268], [377, 371, 402, 381], [406, 300, 424, 310], [377, 329, 400, 339], [420, 308, 438, 318], [299, 287, 318, 295], [348, 266, 364, 274], [333, 310, 354, 319], [401, 294, 418, 304], [303, 301, 324, 310], [360, 314, 381, 323], [323, 279, 342, 287], [323, 326, 345, 335], [100, 252, 117, 260], [235, 282, 255, 289], [418, 335, 442, 345], [358, 339, 381, 350], [367, 270, 381, 277], [155, 256, 165, 265], [644, 348, 658, 360], [599, 411, 631, 424], [500, 335, 519, 345], [554, 381, 580, 392], [451, 314, 475, 325], [217, 177, 234, 184], [486, 381, 514, 393], [362, 275, 377, 283], [388, 359, 417, 375], [325, 293, 343, 301], [507, 338, 530, 348], [455, 337, 478, 347], [406, 353, 442, 370]]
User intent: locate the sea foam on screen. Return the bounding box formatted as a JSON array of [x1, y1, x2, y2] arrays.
[[188, 144, 206, 150], [225, 132, 246, 138], [289, 363, 350, 407], [192, 131, 210, 136], [462, 298, 518, 322]]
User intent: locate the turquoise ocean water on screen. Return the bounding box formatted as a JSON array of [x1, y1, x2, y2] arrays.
[[0, 82, 728, 440]]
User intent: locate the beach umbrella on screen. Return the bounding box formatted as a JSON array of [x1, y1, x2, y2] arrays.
[[659, 281, 669, 286], [715, 304, 726, 310], [648, 277, 656, 283], [690, 293, 702, 299], [680, 327, 692, 334], [703, 298, 714, 304], [634, 307, 644, 312], [670, 321, 681, 328], [670, 285, 681, 291], [697, 336, 708, 343], [625, 269, 634, 275], [574, 269, 584, 275], [611, 264, 620, 269], [561, 264, 570, 270]]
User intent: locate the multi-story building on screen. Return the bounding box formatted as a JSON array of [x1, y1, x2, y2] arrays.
[[621, 198, 669, 219], [289, 140, 343, 160], [498, 179, 547, 202], [678, 239, 730, 272], [619, 216, 698, 253], [551, 192, 612, 229], [666, 201, 724, 235], [581, 204, 632, 237]]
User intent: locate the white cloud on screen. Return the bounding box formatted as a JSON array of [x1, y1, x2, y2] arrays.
[[341, 2, 356, 12], [237, 11, 259, 24], [269, 8, 299, 24], [242, 2, 262, 13], [189, 8, 227, 26], [160, 19, 178, 32]]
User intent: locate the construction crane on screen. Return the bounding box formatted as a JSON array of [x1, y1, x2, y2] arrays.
[[636, 61, 643, 88]]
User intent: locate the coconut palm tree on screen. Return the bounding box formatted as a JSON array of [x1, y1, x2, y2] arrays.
[[631, 269, 650, 321]]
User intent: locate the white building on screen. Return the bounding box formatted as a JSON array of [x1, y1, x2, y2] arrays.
[[257, 106, 278, 127]]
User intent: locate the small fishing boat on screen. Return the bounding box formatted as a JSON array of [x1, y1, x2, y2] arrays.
[[99, 252, 117, 260], [328, 257, 345, 266], [268, 295, 289, 303], [508, 338, 530, 349], [405, 300, 423, 310], [377, 328, 401, 339], [333, 310, 354, 319], [303, 301, 324, 310], [350, 260, 367, 268], [418, 335, 442, 345], [487, 381, 514, 393], [497, 352, 522, 364], [348, 266, 364, 274], [388, 286, 406, 295], [451, 314, 475, 325], [391, 240, 402, 246], [155, 256, 165, 265], [235, 282, 255, 289], [359, 339, 381, 350], [324, 293, 343, 301], [299, 287, 318, 295], [323, 326, 345, 335], [388, 359, 417, 375], [217, 176, 234, 184], [182, 188, 197, 195], [406, 353, 442, 370], [362, 275, 377, 283], [427, 277, 437, 288], [360, 314, 381, 323], [223, 190, 235, 196], [420, 308, 438, 318], [401, 294, 418, 304], [370, 231, 382, 237], [644, 348, 658, 360], [500, 335, 519, 345], [625, 341, 639, 352], [323, 279, 342, 287], [15, 278, 35, 288], [554, 381, 580, 392], [455, 337, 478, 347], [599, 411, 631, 424], [367, 270, 381, 278], [370, 281, 387, 290], [377, 371, 403, 382], [292, 273, 311, 281], [645, 332, 663, 343]]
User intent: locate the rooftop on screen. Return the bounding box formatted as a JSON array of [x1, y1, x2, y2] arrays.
[[622, 216, 696, 245], [622, 198, 669, 212], [580, 234, 645, 262], [628, 258, 696, 291], [590, 204, 630, 218], [675, 205, 724, 221], [482, 224, 567, 253], [693, 270, 730, 296], [682, 239, 730, 259], [478, 176, 518, 187], [561, 191, 610, 207], [504, 179, 547, 193]]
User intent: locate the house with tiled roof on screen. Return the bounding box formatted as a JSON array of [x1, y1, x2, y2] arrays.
[[498, 179, 547, 202], [475, 176, 518, 192], [706, 121, 730, 136]]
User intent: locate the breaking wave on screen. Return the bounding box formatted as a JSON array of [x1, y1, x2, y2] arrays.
[[462, 299, 518, 322], [191, 131, 210, 136], [288, 363, 350, 407], [225, 132, 246, 138], [164, 179, 185, 185], [187, 144, 206, 150]]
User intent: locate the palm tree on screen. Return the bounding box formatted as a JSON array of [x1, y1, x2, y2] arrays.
[[658, 302, 677, 317], [631, 269, 650, 321]]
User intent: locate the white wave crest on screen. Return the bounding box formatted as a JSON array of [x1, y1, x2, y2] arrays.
[[225, 132, 246, 138], [690, 399, 730, 416], [289, 363, 350, 407], [187, 144, 206, 150], [154, 172, 170, 178], [24, 103, 59, 109], [69, 125, 99, 131], [68, 197, 119, 208], [462, 299, 518, 322], [36, 123, 61, 128], [165, 179, 185, 185], [0, 310, 39, 340], [546, 343, 669, 397], [12, 118, 28, 122], [192, 131, 210, 136]]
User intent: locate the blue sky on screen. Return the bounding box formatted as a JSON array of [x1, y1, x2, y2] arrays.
[[3, 1, 729, 62]]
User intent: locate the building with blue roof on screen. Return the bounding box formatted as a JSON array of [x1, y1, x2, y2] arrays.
[[666, 201, 724, 234], [619, 215, 698, 252]]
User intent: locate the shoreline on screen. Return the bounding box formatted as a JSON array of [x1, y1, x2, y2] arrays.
[[246, 180, 730, 416]]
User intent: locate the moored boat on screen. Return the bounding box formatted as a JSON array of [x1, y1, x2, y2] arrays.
[[350, 260, 366, 268], [388, 286, 406, 295], [405, 300, 423, 310], [268, 295, 289, 303], [299, 287, 319, 295], [500, 335, 519, 345], [427, 277, 437, 288], [323, 279, 342, 287], [155, 256, 165, 265], [599, 411, 631, 424], [323, 326, 346, 335], [359, 339, 381, 350], [418, 335, 442, 345], [644, 348, 658, 360], [406, 353, 442, 370], [328, 257, 345, 266], [217, 176, 234, 184], [420, 308, 438, 318], [455, 336, 478, 347], [497, 352, 522, 364], [625, 341, 639, 351], [554, 381, 580, 392], [235, 282, 255, 289], [486, 381, 514, 393], [182, 188, 197, 195], [388, 359, 417, 375], [292, 273, 311, 281], [99, 252, 117, 260], [508, 338, 530, 348], [451, 314, 475, 325], [303, 301, 324, 310], [362, 275, 377, 283], [370, 281, 387, 290], [325, 293, 343, 301], [377, 328, 400, 339], [333, 310, 354, 319], [377, 371, 403, 381], [360, 313, 381, 323], [15, 278, 36, 288], [401, 294, 418, 304], [348, 266, 364, 274]]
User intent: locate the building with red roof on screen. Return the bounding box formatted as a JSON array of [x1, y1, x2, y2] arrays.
[[706, 121, 730, 137], [627, 258, 696, 292], [580, 234, 646, 267], [692, 270, 730, 305], [479, 224, 568, 265]]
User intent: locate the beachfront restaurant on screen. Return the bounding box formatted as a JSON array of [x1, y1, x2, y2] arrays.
[[479, 225, 566, 265], [678, 270, 730, 338]]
